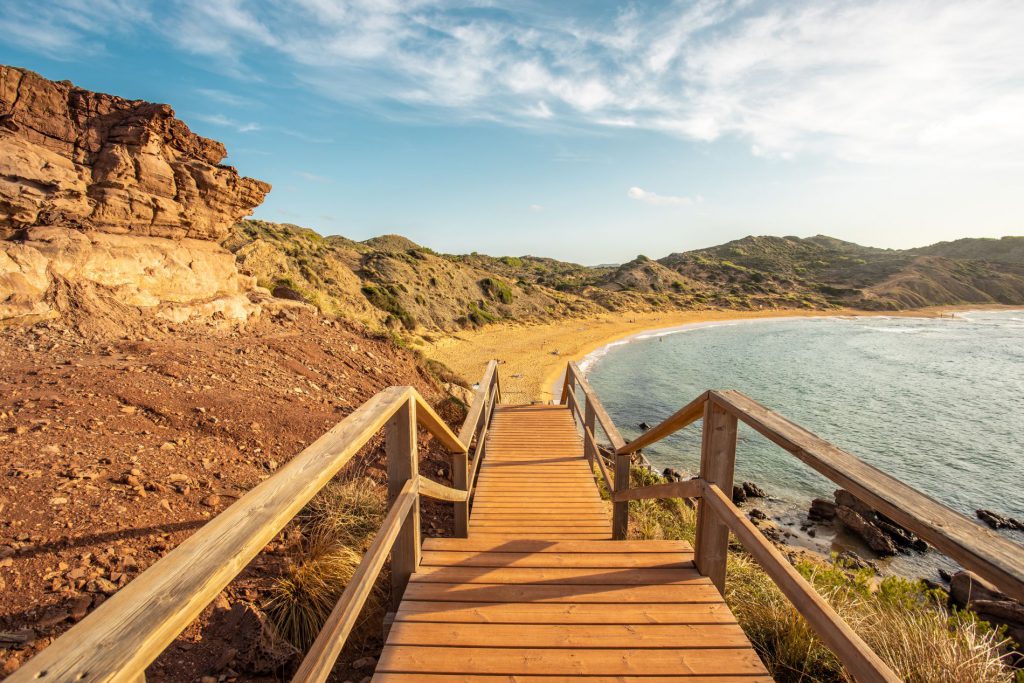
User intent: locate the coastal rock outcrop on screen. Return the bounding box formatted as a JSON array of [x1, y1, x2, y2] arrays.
[[976, 509, 1024, 531], [0, 66, 272, 328], [811, 488, 928, 557], [949, 571, 1024, 652]]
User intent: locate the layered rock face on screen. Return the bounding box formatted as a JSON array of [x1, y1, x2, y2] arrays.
[[0, 65, 272, 327]]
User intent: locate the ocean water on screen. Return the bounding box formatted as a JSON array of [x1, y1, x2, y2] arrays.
[[584, 310, 1024, 572]]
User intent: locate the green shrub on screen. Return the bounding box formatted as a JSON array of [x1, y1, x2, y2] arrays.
[[361, 285, 416, 330], [479, 277, 514, 304]]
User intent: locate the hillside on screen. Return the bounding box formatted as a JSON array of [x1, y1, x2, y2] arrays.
[[225, 223, 1024, 333]]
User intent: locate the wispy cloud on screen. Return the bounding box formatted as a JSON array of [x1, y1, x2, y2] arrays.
[[295, 171, 332, 183], [191, 113, 261, 133], [627, 187, 699, 207], [528, 204, 544, 212], [8, 1, 1024, 166]]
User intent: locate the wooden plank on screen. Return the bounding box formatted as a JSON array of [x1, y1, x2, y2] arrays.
[[373, 675, 773, 683], [400, 581, 723, 603], [411, 566, 704, 586], [385, 622, 753, 649], [376, 646, 768, 676], [292, 479, 417, 683], [713, 389, 1024, 603], [417, 475, 469, 502], [612, 478, 702, 503], [703, 482, 899, 682], [394, 600, 735, 624], [5, 385, 418, 683], [618, 391, 708, 454], [588, 425, 615, 492], [457, 360, 496, 445], [422, 538, 691, 553], [694, 399, 736, 593], [387, 396, 420, 609], [419, 551, 692, 569], [414, 392, 467, 454]]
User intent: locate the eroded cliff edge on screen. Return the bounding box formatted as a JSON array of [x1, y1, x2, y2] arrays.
[[0, 66, 272, 328]]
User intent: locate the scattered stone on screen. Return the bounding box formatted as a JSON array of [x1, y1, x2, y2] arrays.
[[731, 485, 747, 504], [748, 508, 767, 521], [352, 656, 376, 670], [70, 595, 92, 620], [975, 509, 1024, 531], [835, 550, 874, 571], [35, 609, 70, 628], [938, 568, 952, 582], [202, 494, 222, 507]]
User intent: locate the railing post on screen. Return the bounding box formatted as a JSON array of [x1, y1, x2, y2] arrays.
[[612, 451, 630, 539], [387, 395, 419, 608], [584, 400, 596, 469], [695, 398, 738, 593], [453, 390, 477, 539]]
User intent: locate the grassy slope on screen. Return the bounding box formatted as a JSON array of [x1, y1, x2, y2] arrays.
[[224, 221, 1024, 334]]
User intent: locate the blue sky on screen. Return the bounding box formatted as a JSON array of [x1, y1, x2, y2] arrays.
[[2, 0, 1023, 264]]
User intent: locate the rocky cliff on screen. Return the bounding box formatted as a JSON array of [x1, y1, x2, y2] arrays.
[[0, 66, 271, 328]]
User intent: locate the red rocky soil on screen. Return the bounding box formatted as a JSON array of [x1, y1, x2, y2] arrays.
[[0, 310, 462, 681]]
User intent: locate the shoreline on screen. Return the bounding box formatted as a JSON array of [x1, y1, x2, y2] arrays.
[[421, 304, 1016, 404]]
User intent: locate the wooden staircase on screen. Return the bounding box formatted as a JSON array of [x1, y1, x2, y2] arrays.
[[374, 403, 771, 681], [11, 360, 1024, 683]]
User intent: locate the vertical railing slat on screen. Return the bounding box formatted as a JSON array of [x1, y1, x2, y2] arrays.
[[387, 396, 419, 608], [694, 399, 738, 592]]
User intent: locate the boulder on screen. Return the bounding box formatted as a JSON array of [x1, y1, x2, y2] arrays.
[[742, 481, 767, 498], [835, 505, 898, 555], [808, 497, 837, 521], [949, 570, 1005, 607], [0, 66, 269, 240], [732, 485, 747, 504], [662, 468, 683, 483]]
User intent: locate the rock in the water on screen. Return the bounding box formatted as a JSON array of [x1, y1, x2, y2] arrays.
[[976, 509, 1024, 531], [834, 489, 874, 517], [638, 421, 651, 431], [835, 505, 898, 555], [662, 467, 683, 483], [749, 508, 767, 521], [741, 481, 766, 498], [835, 550, 874, 571], [949, 570, 1005, 607], [731, 485, 747, 504], [808, 497, 837, 521], [949, 571, 1024, 650]]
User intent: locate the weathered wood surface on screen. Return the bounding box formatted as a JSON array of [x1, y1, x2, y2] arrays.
[[611, 478, 703, 503], [376, 402, 768, 681], [455, 360, 498, 536], [618, 391, 708, 454], [694, 399, 737, 593], [711, 390, 1024, 603]]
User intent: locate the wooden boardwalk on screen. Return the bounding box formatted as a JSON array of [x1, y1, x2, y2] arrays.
[[374, 404, 771, 681]]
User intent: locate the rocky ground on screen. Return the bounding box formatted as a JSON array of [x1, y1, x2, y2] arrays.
[[0, 309, 462, 681]]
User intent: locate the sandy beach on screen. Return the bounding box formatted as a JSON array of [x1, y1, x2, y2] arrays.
[[420, 305, 1005, 403], [422, 309, 849, 402]]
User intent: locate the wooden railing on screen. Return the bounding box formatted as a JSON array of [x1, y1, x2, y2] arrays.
[[11, 364, 501, 683], [561, 361, 1024, 683]]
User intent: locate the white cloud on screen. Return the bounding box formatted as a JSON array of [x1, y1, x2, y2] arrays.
[[191, 113, 261, 133], [9, 0, 1024, 167], [627, 187, 697, 207], [528, 204, 544, 212]]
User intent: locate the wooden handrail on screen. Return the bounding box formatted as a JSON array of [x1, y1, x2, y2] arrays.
[[611, 478, 701, 503], [709, 389, 1024, 603], [564, 361, 625, 450], [454, 360, 499, 536], [617, 391, 708, 454], [701, 483, 901, 683], [9, 385, 466, 683], [418, 475, 469, 502], [572, 361, 1024, 679], [292, 478, 418, 683], [585, 425, 614, 492]]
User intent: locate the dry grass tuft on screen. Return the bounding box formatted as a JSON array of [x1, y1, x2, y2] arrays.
[[266, 476, 389, 651]]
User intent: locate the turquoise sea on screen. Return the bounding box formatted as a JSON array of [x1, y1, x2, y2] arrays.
[[584, 310, 1024, 574]]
